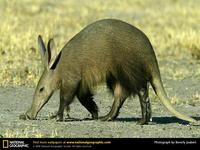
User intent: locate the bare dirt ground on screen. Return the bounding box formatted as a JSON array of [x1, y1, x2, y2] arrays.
[[0, 72, 200, 138]]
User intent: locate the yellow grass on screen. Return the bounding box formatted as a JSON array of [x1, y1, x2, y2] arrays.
[[0, 0, 199, 86], [2, 127, 58, 138]]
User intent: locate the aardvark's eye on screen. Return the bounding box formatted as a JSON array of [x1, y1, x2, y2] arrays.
[[39, 87, 44, 92]]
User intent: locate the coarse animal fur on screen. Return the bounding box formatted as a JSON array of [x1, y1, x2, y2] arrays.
[[20, 19, 197, 124]]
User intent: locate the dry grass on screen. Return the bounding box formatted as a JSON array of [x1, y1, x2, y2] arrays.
[[2, 127, 58, 138], [0, 0, 199, 86]]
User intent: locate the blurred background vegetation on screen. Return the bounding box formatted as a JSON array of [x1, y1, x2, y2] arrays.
[[0, 0, 199, 87]]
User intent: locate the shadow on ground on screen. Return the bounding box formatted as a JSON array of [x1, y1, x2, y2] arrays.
[[46, 116, 200, 125]]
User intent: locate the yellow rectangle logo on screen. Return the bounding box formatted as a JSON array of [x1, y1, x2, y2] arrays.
[[3, 140, 9, 148]]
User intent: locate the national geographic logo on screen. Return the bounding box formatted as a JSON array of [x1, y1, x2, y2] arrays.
[[2, 140, 29, 148], [3, 140, 9, 148]]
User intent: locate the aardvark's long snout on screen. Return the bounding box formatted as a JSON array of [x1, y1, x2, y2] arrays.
[[19, 108, 37, 120]]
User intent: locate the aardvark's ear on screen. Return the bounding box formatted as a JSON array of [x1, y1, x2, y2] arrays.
[[38, 35, 46, 58], [38, 35, 49, 67], [47, 38, 58, 69]]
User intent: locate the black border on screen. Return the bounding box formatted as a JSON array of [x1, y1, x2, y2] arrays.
[[0, 138, 199, 149]]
